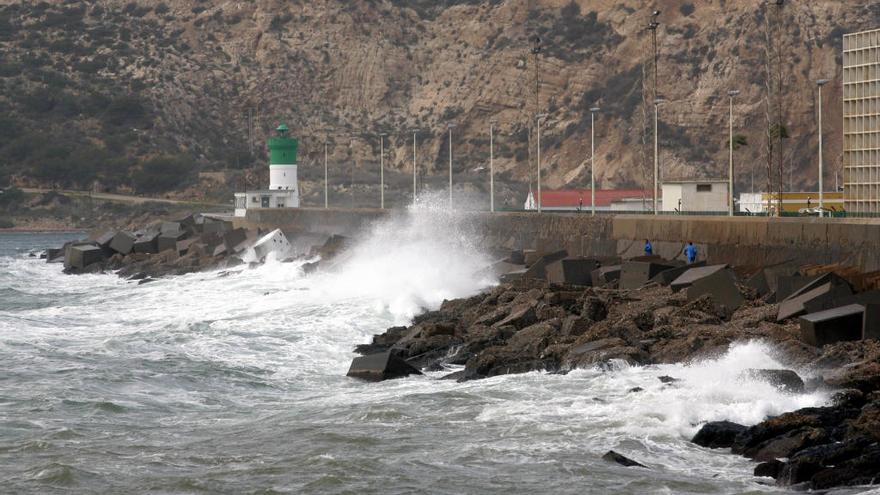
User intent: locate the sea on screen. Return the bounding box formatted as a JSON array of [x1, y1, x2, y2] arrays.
[[0, 203, 873, 494]]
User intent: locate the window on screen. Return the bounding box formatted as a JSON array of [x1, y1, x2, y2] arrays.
[[696, 184, 713, 192], [276, 202, 284, 208]]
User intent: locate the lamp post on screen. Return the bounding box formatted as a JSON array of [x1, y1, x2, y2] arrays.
[[490, 119, 497, 212], [378, 132, 386, 209], [590, 107, 600, 216], [653, 98, 665, 215], [411, 129, 418, 204], [728, 90, 740, 216], [448, 123, 456, 210], [324, 141, 329, 209], [536, 113, 548, 213], [817, 79, 829, 214]]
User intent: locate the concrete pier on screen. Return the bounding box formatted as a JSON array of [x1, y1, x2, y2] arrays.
[[233, 209, 880, 272]]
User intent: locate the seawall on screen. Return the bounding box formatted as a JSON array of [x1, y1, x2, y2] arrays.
[[234, 208, 880, 272]]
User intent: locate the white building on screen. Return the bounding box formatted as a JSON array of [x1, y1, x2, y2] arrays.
[[661, 179, 728, 213]]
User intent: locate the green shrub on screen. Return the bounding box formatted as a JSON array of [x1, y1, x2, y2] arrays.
[[132, 155, 196, 193]]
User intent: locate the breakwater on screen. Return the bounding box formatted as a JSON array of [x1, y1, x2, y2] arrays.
[[235, 209, 880, 272]]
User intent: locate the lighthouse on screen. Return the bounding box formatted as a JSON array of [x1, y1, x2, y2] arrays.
[[268, 123, 299, 198], [233, 122, 301, 216]]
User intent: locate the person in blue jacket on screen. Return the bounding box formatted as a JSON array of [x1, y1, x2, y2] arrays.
[[684, 241, 697, 263], [644, 239, 653, 256]]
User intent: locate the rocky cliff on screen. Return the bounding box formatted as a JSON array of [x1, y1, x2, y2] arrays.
[[0, 0, 878, 206]]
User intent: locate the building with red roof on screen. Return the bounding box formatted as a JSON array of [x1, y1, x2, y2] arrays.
[[524, 189, 653, 212]]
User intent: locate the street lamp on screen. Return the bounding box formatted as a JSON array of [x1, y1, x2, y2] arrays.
[[378, 132, 386, 209], [728, 90, 740, 216], [489, 119, 497, 212], [817, 79, 829, 214], [324, 140, 329, 209], [411, 129, 418, 204], [448, 123, 456, 209], [653, 98, 665, 215], [590, 107, 600, 217], [536, 113, 548, 213]]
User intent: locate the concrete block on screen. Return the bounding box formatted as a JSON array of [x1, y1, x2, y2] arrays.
[[798, 304, 865, 347], [109, 231, 137, 255], [93, 230, 116, 248], [199, 231, 224, 251], [591, 265, 621, 287], [202, 219, 231, 234], [523, 250, 540, 266], [545, 258, 598, 286], [670, 265, 727, 293], [132, 231, 159, 254], [223, 228, 249, 253], [787, 273, 852, 301], [686, 268, 744, 314], [507, 250, 526, 265], [212, 244, 227, 257], [346, 351, 422, 381], [620, 260, 678, 290], [253, 228, 292, 261], [561, 258, 600, 286], [160, 222, 182, 235], [777, 282, 853, 321], [746, 270, 770, 297], [650, 261, 706, 286], [775, 276, 816, 301], [864, 303, 880, 341], [158, 232, 186, 253], [178, 213, 203, 232], [65, 244, 105, 269], [46, 247, 65, 263], [176, 238, 197, 256]]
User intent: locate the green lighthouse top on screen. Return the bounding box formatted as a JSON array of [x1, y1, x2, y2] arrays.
[[268, 121, 298, 165]]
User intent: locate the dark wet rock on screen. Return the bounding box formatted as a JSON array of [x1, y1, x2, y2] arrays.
[[749, 427, 830, 462], [493, 302, 538, 330], [602, 450, 646, 468], [354, 326, 411, 355], [741, 369, 805, 393], [658, 375, 679, 384], [754, 460, 784, 479], [692, 421, 747, 449], [347, 351, 423, 382], [628, 387, 644, 393], [732, 406, 861, 459]]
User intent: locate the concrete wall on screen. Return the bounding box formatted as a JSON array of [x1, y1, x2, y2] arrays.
[[613, 215, 880, 272], [236, 208, 880, 272]]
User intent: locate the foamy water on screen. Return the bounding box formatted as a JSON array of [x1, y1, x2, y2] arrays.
[[0, 204, 861, 494]]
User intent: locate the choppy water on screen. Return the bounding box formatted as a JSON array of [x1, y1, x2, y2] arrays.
[[0, 208, 869, 494]]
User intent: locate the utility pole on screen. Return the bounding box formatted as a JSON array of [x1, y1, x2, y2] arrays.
[[490, 120, 497, 212], [379, 133, 386, 209], [324, 141, 329, 209], [411, 129, 418, 204], [590, 107, 600, 217], [648, 11, 661, 104], [728, 90, 740, 216], [448, 123, 456, 210], [818, 79, 829, 213], [536, 114, 548, 213], [653, 99, 664, 215]]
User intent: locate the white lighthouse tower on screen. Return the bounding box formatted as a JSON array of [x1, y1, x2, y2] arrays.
[[234, 122, 300, 216]]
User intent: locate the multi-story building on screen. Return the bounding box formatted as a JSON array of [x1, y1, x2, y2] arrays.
[[843, 28, 880, 214]]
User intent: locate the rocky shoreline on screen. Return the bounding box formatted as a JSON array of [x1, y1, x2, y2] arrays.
[[36, 216, 880, 490], [349, 250, 880, 491]]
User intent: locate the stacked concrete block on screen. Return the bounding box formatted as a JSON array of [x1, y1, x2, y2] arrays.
[[687, 268, 744, 315], [670, 265, 728, 293], [799, 304, 865, 347]]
